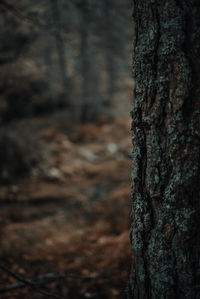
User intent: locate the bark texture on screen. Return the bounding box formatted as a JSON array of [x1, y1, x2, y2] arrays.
[[128, 0, 200, 298]]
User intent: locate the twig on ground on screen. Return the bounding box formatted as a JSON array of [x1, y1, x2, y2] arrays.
[[0, 272, 61, 293], [0, 264, 63, 299], [0, 264, 109, 296]]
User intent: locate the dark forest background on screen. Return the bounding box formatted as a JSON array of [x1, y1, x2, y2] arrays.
[[0, 1, 133, 298]]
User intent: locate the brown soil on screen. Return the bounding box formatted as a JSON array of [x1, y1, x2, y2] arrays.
[[0, 115, 132, 299]]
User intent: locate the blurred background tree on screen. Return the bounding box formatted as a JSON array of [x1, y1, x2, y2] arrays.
[[0, 0, 132, 121], [0, 0, 133, 183], [0, 1, 133, 297]]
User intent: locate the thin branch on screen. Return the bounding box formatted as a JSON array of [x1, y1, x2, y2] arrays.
[[0, 271, 103, 294], [0, 272, 63, 293], [0, 0, 48, 30], [0, 264, 108, 296], [0, 264, 63, 299]]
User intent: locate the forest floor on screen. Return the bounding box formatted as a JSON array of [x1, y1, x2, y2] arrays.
[[0, 113, 132, 299]]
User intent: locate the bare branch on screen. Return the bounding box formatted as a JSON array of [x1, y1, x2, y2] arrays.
[[0, 264, 108, 297], [0, 264, 63, 299], [0, 0, 48, 30], [0, 272, 63, 293]]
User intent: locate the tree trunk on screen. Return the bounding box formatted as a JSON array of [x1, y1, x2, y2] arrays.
[[80, 0, 91, 122], [79, 0, 102, 123], [104, 0, 116, 106], [50, 0, 70, 104], [128, 0, 200, 298]]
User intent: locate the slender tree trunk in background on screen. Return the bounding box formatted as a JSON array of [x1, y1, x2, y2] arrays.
[[80, 0, 90, 122], [104, 0, 116, 106], [80, 0, 102, 122], [44, 44, 57, 99], [127, 1, 200, 298], [50, 0, 70, 104]]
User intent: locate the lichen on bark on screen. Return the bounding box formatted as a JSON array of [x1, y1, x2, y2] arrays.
[[128, 0, 200, 298]]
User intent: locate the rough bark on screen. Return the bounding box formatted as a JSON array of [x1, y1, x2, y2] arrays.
[[128, 0, 200, 298]]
